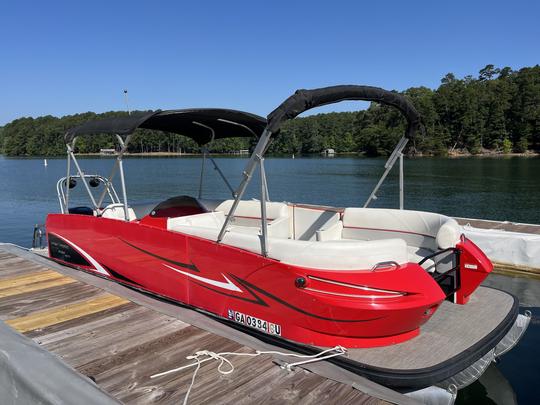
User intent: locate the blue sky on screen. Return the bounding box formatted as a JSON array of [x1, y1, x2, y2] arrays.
[[1, 0, 538, 125]]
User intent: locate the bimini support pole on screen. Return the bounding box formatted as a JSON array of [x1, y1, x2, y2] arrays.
[[198, 151, 207, 199], [96, 134, 131, 210], [115, 134, 132, 221], [364, 136, 408, 208], [207, 153, 235, 196], [218, 128, 273, 242], [399, 152, 404, 210], [67, 140, 99, 210], [63, 144, 72, 213], [215, 118, 261, 197], [192, 122, 216, 199], [259, 156, 269, 256]]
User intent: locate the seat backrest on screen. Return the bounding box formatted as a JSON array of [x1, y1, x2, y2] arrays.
[[168, 211, 225, 231], [342, 208, 457, 250], [101, 203, 137, 221], [215, 200, 289, 220], [214, 200, 291, 238], [292, 206, 340, 241]]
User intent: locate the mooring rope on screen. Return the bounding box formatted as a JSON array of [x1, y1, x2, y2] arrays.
[[150, 345, 347, 405]]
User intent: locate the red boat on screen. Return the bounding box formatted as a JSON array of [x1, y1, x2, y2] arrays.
[[46, 86, 493, 348]]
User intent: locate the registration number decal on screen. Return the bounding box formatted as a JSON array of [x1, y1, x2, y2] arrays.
[[227, 309, 281, 336]]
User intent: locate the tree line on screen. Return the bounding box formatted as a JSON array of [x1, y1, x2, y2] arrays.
[[1, 65, 539, 157]]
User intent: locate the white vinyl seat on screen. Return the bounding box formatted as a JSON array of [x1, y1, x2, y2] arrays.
[[214, 200, 291, 239], [167, 211, 409, 270], [291, 206, 341, 241], [341, 208, 461, 270], [101, 203, 137, 221], [166, 202, 460, 272], [101, 202, 157, 221]]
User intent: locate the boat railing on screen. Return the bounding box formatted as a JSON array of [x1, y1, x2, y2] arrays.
[[56, 174, 120, 214], [420, 248, 461, 300]]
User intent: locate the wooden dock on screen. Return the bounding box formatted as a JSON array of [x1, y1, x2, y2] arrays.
[[455, 217, 540, 235], [0, 247, 383, 405]]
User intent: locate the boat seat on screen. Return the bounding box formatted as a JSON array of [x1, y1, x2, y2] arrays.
[[315, 220, 343, 241], [168, 211, 225, 229], [342, 208, 461, 251], [101, 203, 137, 221], [292, 206, 341, 241], [214, 200, 291, 239], [101, 202, 157, 221], [168, 212, 409, 270], [167, 210, 290, 239], [68, 206, 95, 216], [268, 238, 408, 270]]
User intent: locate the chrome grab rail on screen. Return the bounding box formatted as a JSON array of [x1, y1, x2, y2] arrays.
[[371, 261, 400, 272], [56, 174, 120, 214]]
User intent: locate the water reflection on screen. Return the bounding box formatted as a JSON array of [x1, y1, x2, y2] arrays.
[[457, 364, 517, 404]]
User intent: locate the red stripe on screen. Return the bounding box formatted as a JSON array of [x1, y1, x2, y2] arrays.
[[342, 226, 435, 239], [292, 203, 344, 213]]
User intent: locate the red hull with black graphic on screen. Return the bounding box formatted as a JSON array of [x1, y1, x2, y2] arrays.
[[45, 213, 489, 348]]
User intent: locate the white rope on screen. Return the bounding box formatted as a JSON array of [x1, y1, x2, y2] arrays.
[[150, 345, 347, 405]]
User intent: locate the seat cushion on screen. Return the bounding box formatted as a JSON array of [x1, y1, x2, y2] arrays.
[[101, 204, 136, 221], [215, 200, 289, 221], [168, 211, 225, 231], [436, 219, 461, 249], [269, 238, 409, 270]]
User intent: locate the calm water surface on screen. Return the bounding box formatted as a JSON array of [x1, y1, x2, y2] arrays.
[[1, 155, 539, 247], [0, 154, 539, 403]]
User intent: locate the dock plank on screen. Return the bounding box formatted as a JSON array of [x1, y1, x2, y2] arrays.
[[0, 249, 381, 404], [0, 275, 76, 298], [0, 269, 64, 289], [0, 282, 106, 320], [5, 293, 129, 332]]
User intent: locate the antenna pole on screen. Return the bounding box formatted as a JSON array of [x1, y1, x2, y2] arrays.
[[123, 89, 130, 115]]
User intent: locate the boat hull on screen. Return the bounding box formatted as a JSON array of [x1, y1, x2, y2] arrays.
[[46, 213, 448, 348]]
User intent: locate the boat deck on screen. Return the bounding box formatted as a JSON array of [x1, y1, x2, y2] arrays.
[[0, 246, 382, 404], [455, 217, 540, 235]]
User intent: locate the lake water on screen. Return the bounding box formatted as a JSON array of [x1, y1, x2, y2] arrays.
[[1, 155, 539, 247], [0, 154, 539, 403]]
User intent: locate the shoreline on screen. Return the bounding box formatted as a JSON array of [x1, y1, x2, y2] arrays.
[[1, 150, 538, 158]]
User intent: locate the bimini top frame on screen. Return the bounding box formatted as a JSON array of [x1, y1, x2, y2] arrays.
[[217, 85, 423, 254], [63, 109, 267, 221]]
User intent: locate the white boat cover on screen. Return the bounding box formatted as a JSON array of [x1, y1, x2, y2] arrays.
[[461, 225, 540, 269]]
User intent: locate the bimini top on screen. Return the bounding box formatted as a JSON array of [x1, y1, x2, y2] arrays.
[[267, 85, 422, 138], [64, 109, 267, 145]]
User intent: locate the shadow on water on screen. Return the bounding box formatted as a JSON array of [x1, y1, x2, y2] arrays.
[[457, 364, 517, 404]]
